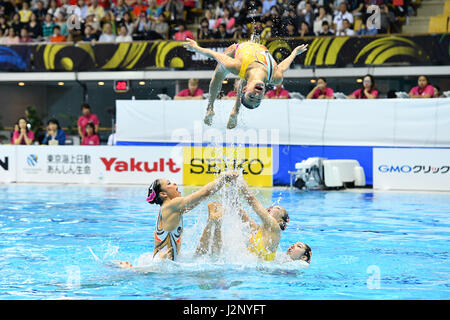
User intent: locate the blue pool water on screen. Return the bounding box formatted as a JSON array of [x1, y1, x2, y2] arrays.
[[0, 184, 449, 300]]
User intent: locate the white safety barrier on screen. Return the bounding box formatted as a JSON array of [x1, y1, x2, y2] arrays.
[[116, 99, 450, 147]]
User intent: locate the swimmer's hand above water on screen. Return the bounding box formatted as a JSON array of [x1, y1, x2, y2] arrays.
[[184, 38, 203, 54], [293, 44, 308, 56], [221, 170, 240, 183]]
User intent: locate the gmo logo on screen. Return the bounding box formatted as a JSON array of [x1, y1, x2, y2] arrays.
[[378, 165, 412, 173], [27, 154, 38, 167]]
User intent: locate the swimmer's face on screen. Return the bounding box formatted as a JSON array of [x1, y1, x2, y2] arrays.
[[287, 242, 309, 261], [242, 80, 265, 107], [159, 179, 181, 200]]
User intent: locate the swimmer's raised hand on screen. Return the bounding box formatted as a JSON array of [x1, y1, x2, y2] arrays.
[[222, 170, 239, 182], [294, 44, 308, 56], [183, 38, 201, 53]]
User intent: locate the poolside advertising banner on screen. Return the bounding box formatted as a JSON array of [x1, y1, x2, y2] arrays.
[[182, 146, 273, 187], [14, 146, 183, 185], [0, 145, 16, 183], [373, 148, 450, 191]]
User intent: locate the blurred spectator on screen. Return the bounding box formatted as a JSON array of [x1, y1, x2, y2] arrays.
[[197, 17, 212, 39], [0, 0, 15, 18], [33, 1, 48, 22], [87, 0, 106, 22], [0, 28, 4, 43], [82, 24, 97, 41], [99, 22, 116, 42], [0, 15, 7, 34], [103, 10, 118, 35], [333, 2, 353, 34], [232, 24, 247, 40], [356, 22, 377, 35], [265, 84, 290, 99], [77, 103, 100, 138], [19, 1, 32, 23], [231, 0, 245, 20], [19, 27, 33, 42], [213, 22, 231, 39], [214, 0, 231, 19], [133, 0, 148, 18], [336, 18, 355, 35], [147, 0, 163, 21], [10, 123, 19, 144], [204, 8, 216, 30], [173, 21, 194, 40], [162, 0, 184, 22], [409, 75, 435, 98], [113, 0, 130, 20], [433, 85, 441, 98], [223, 79, 240, 99], [318, 21, 334, 35], [301, 1, 315, 27], [214, 7, 235, 31], [47, 0, 59, 17], [13, 118, 34, 145], [245, 0, 263, 23], [174, 78, 204, 100], [11, 12, 23, 35], [133, 11, 151, 39], [81, 122, 100, 146], [42, 13, 56, 39], [348, 75, 379, 99], [380, 3, 400, 34], [77, 0, 89, 20], [285, 20, 299, 37], [28, 13, 43, 39], [116, 24, 132, 41], [55, 12, 69, 37], [262, 0, 276, 15], [42, 118, 66, 145], [107, 123, 117, 146], [50, 25, 67, 42], [299, 21, 314, 36], [313, 6, 332, 35], [121, 11, 135, 36], [306, 77, 334, 99], [151, 14, 168, 39], [3, 27, 19, 43]]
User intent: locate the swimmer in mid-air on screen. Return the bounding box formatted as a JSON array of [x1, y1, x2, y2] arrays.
[[183, 38, 308, 129], [196, 201, 312, 264]]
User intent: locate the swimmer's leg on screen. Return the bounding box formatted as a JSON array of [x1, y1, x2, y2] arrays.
[[227, 80, 244, 129], [195, 202, 223, 255], [204, 44, 237, 126]]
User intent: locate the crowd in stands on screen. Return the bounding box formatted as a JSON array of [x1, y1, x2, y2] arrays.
[[0, 0, 418, 44]]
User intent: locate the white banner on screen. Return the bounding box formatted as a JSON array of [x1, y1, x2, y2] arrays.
[[116, 99, 450, 147], [0, 145, 16, 183], [373, 148, 450, 191], [15, 146, 183, 185]]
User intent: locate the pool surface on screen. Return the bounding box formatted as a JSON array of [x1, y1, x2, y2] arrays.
[[0, 184, 449, 299]]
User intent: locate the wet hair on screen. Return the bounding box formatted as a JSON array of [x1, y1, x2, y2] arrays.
[[147, 179, 163, 205], [303, 243, 312, 263], [47, 118, 60, 129]]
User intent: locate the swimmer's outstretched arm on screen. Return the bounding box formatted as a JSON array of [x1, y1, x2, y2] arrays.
[[170, 171, 239, 214], [272, 44, 308, 85], [239, 182, 279, 230], [184, 39, 241, 74]]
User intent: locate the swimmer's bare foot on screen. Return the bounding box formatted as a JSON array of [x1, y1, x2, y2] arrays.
[[227, 112, 238, 129], [113, 260, 134, 268], [204, 109, 215, 126]]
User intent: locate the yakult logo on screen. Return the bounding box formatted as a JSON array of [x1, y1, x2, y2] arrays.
[[101, 157, 180, 173]]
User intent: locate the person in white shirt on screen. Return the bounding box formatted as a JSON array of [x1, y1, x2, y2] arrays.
[[115, 25, 132, 42], [333, 2, 353, 34], [98, 22, 116, 42], [336, 18, 355, 36], [107, 123, 117, 146]]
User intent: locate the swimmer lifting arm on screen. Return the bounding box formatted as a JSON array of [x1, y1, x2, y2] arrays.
[[184, 39, 241, 74], [272, 44, 308, 84]]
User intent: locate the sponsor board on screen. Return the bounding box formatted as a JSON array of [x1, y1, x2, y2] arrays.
[[373, 148, 450, 191], [183, 146, 272, 187], [14, 146, 183, 184], [0, 145, 16, 183]]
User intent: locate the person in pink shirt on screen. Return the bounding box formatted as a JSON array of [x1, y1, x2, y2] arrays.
[[348, 75, 379, 99], [77, 103, 100, 139], [81, 123, 100, 145], [174, 78, 204, 100], [265, 84, 290, 99], [213, 8, 235, 31], [409, 75, 435, 98], [173, 21, 194, 41], [306, 77, 334, 99], [12, 118, 34, 145]]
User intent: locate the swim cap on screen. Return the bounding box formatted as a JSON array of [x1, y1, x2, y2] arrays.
[[241, 92, 261, 109]]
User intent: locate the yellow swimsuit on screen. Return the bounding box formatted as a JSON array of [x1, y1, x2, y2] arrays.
[[248, 229, 276, 261], [234, 42, 275, 83]]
